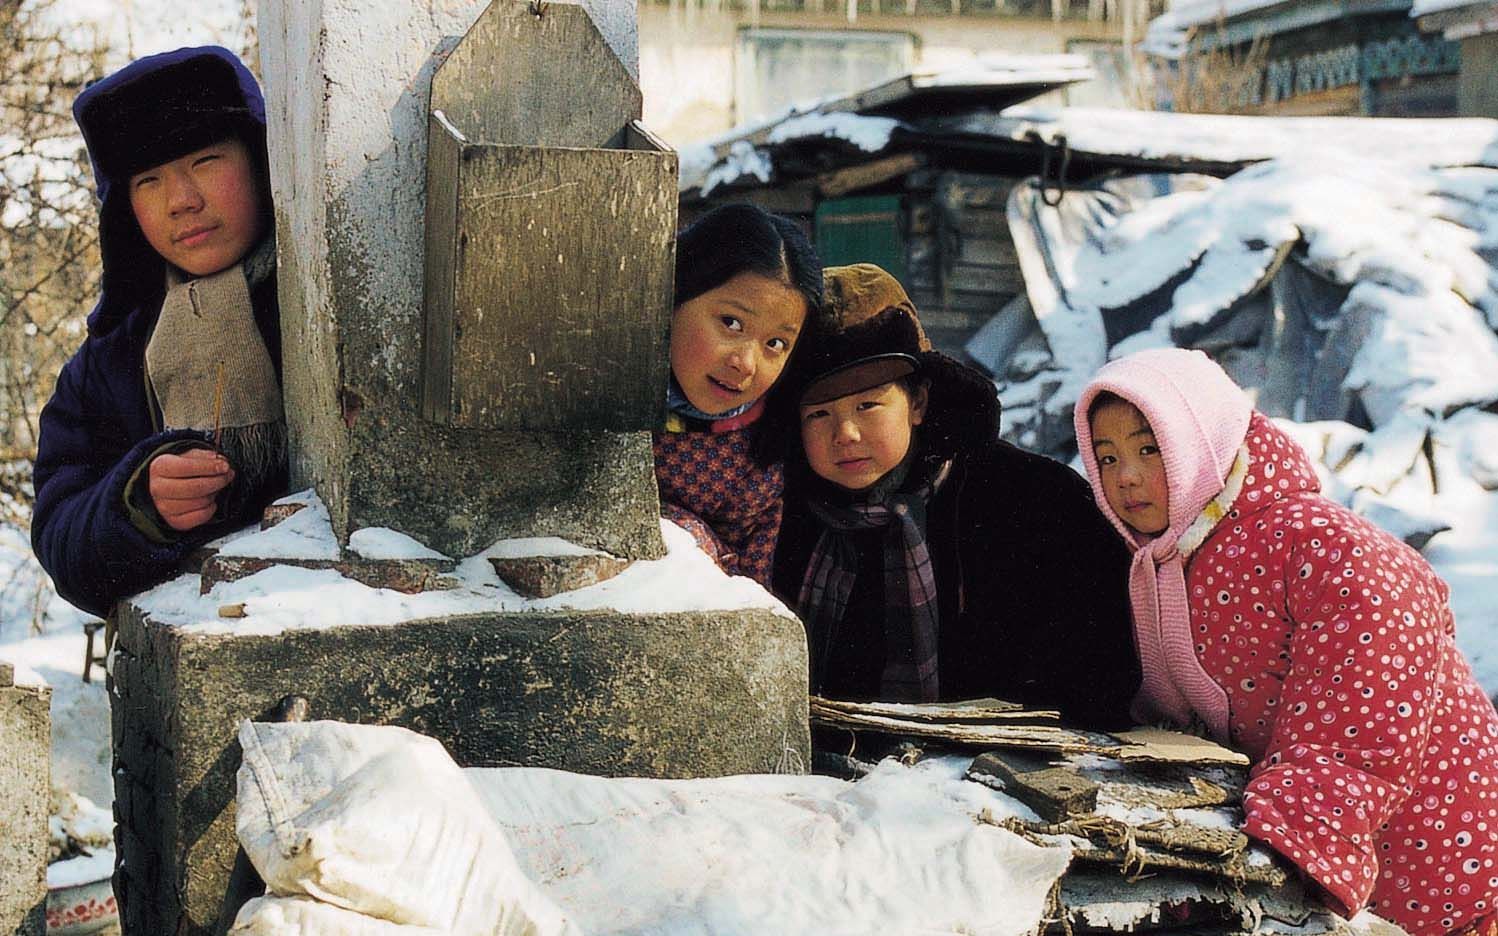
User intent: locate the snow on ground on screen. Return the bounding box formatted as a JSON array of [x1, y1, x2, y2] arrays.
[[0, 537, 115, 892]]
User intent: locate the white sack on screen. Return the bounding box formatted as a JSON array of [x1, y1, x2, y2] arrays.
[[231, 895, 449, 935], [467, 758, 1071, 936], [235, 720, 579, 936]]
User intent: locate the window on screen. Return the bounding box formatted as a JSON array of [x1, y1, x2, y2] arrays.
[[735, 27, 917, 124]]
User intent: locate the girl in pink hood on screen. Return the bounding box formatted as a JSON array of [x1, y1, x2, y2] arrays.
[[1075, 348, 1498, 936]]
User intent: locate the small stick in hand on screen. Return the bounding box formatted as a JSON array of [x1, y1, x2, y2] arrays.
[[212, 361, 226, 450]]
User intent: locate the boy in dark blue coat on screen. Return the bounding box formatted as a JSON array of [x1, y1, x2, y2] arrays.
[[32, 47, 286, 617]]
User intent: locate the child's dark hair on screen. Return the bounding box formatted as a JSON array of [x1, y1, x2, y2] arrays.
[[675, 203, 823, 312], [674, 203, 828, 466], [1087, 390, 1126, 420]]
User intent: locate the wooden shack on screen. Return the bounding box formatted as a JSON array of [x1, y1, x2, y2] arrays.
[[678, 64, 1240, 360]]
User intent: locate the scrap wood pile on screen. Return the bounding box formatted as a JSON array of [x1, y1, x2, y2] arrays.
[[811, 696, 1405, 936]]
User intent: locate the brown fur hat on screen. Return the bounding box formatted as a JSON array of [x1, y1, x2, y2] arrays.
[[793, 263, 1001, 454]]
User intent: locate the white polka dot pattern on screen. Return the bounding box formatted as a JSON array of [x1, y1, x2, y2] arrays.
[[1187, 414, 1498, 936]]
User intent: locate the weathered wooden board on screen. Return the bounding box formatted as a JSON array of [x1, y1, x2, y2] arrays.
[[1112, 727, 1251, 767], [422, 1, 677, 431], [424, 132, 675, 430], [430, 1, 641, 150], [968, 750, 1099, 822], [811, 695, 1060, 724], [808, 703, 1115, 754]]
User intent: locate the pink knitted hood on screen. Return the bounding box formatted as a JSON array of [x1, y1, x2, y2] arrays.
[[1073, 348, 1253, 740]]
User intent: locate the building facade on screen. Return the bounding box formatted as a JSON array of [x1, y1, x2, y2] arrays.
[[1145, 0, 1462, 116], [1413, 1, 1498, 116], [639, 0, 1164, 144]]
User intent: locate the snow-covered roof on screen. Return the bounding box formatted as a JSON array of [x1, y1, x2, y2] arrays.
[[679, 59, 1095, 196], [1412, 0, 1490, 14], [683, 101, 1498, 199], [1161, 0, 1289, 29], [993, 106, 1498, 170], [1410, 0, 1498, 39]]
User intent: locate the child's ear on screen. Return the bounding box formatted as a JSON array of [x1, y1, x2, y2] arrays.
[[909, 380, 930, 426]]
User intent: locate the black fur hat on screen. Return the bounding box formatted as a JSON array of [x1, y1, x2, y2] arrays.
[[77, 51, 260, 183]]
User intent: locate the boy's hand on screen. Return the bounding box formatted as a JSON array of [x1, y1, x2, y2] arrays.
[[148, 448, 235, 532]]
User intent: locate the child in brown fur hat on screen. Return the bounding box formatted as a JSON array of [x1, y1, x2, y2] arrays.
[[773, 263, 1140, 726]]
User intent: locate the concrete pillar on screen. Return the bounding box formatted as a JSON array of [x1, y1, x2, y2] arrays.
[[257, 0, 663, 561], [0, 664, 49, 936], [106, 4, 814, 934]]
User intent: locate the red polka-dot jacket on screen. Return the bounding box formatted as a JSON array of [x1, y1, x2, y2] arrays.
[[653, 399, 782, 587], [1190, 414, 1498, 935]]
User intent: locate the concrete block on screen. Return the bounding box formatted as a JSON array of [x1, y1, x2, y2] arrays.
[[0, 671, 50, 936], [111, 600, 810, 936], [258, 0, 665, 561]]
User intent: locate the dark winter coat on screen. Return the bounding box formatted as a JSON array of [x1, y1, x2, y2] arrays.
[[31, 47, 283, 618], [773, 361, 1141, 728]]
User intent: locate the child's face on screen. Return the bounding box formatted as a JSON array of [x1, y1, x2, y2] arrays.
[[1090, 398, 1170, 535], [670, 272, 807, 416], [128, 138, 264, 277], [799, 380, 927, 492]]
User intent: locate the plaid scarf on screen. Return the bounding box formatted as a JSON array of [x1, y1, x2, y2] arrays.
[[797, 457, 952, 702]]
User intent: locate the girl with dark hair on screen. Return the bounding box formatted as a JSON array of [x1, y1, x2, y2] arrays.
[[653, 203, 824, 587]]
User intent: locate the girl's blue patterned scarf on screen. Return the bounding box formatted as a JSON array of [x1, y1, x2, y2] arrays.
[[666, 375, 757, 424]]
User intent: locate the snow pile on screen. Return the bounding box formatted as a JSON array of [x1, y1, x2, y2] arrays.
[[217, 489, 339, 560], [347, 527, 451, 562]]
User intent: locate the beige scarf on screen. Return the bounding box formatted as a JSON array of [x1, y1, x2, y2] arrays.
[[145, 237, 285, 487]]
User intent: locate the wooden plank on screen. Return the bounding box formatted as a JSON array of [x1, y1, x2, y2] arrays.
[[815, 152, 925, 198], [810, 696, 1059, 724], [968, 750, 1099, 822], [713, 185, 816, 217], [440, 143, 676, 430], [1111, 728, 1250, 767], [430, 1, 640, 149], [946, 263, 1027, 295], [421, 114, 461, 425], [953, 237, 1018, 267], [807, 704, 1118, 754]]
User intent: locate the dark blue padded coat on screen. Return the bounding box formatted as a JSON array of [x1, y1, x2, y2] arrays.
[[31, 47, 283, 617]]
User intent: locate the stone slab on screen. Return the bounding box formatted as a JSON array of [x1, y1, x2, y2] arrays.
[[968, 750, 1098, 823], [0, 679, 50, 936], [489, 553, 630, 597], [110, 600, 810, 936]]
